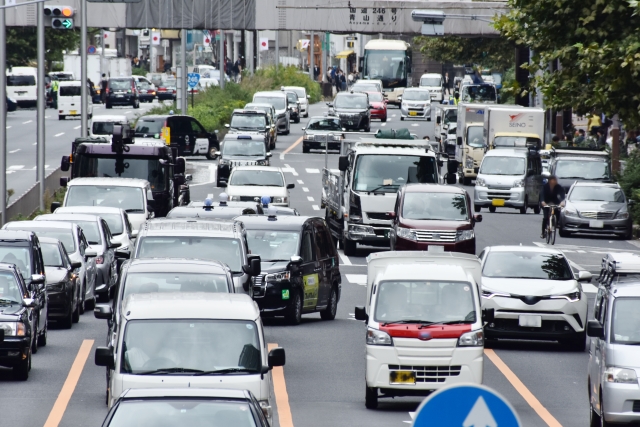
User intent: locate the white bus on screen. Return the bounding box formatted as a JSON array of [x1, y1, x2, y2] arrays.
[[360, 39, 412, 105]]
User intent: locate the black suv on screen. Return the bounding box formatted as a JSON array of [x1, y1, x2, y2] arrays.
[[217, 134, 272, 185], [225, 109, 271, 150], [238, 215, 341, 325], [135, 115, 219, 159], [328, 92, 371, 132], [106, 77, 140, 109]]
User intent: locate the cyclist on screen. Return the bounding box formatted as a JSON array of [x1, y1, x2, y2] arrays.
[[541, 174, 566, 238]]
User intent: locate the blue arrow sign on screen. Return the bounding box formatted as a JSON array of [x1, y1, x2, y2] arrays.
[[413, 384, 520, 427], [187, 72, 200, 89]]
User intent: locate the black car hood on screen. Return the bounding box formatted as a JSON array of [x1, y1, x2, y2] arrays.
[[0, 303, 25, 319], [260, 261, 290, 273]]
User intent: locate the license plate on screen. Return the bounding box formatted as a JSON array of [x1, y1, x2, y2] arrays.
[[390, 371, 415, 384], [492, 199, 505, 207], [116, 94, 123, 98], [428, 245, 445, 253], [409, 111, 418, 116], [519, 315, 542, 327], [69, 110, 77, 115], [590, 220, 604, 228], [384, 231, 390, 239]]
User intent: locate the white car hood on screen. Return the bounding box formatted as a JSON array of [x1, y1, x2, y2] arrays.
[[227, 185, 287, 198], [481, 277, 579, 296]]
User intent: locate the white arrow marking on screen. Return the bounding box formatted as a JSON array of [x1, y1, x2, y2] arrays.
[[463, 396, 497, 427]]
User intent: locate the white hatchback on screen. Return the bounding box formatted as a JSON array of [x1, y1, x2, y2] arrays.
[[223, 166, 294, 207]]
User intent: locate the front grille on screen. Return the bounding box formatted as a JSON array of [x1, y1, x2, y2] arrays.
[[389, 365, 461, 383], [579, 211, 615, 220], [252, 275, 265, 298], [413, 230, 457, 242], [488, 186, 512, 190], [632, 401, 640, 413], [489, 319, 575, 333], [231, 161, 259, 167], [487, 192, 511, 200], [366, 212, 389, 220]]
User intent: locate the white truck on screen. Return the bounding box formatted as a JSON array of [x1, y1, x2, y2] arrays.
[[434, 105, 457, 152], [64, 54, 132, 91], [448, 103, 488, 185], [483, 105, 545, 150], [322, 135, 442, 256]]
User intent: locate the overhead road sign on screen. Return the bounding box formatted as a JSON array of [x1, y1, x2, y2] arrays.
[[413, 384, 521, 427]]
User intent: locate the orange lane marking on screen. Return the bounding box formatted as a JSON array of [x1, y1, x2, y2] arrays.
[[282, 137, 303, 155], [269, 342, 294, 427], [43, 339, 94, 427], [484, 348, 562, 427]]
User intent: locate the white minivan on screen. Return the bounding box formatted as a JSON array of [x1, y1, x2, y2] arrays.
[[419, 73, 444, 102], [89, 115, 128, 141], [58, 81, 93, 120], [94, 292, 285, 423], [7, 66, 37, 108]]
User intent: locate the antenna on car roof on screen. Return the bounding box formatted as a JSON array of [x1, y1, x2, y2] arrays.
[[267, 206, 277, 221]]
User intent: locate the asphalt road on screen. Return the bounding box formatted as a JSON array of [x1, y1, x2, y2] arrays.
[[1, 100, 638, 427]]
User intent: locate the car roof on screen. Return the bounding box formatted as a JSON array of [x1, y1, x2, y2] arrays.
[[254, 91, 286, 97], [123, 293, 259, 320], [484, 148, 528, 158], [283, 86, 305, 91], [91, 115, 128, 122], [571, 182, 620, 188], [55, 206, 124, 215], [308, 115, 338, 121], [486, 245, 564, 255], [0, 262, 20, 272], [67, 177, 149, 187], [378, 264, 469, 283], [127, 258, 229, 274], [403, 183, 466, 194], [337, 91, 367, 96], [237, 215, 315, 230], [233, 165, 283, 172], [120, 388, 250, 400], [232, 109, 267, 115], [245, 103, 274, 109], [4, 220, 76, 230], [404, 87, 431, 92], [166, 206, 251, 219], [0, 230, 35, 241], [37, 214, 101, 222], [139, 218, 242, 236], [37, 237, 63, 245], [58, 81, 82, 86]]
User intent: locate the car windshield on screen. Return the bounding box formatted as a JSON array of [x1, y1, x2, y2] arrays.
[[461, 85, 497, 103], [420, 77, 441, 87], [246, 230, 300, 262], [137, 82, 151, 89], [0, 246, 31, 279], [223, 140, 266, 157], [60, 86, 81, 96], [570, 186, 625, 202], [286, 93, 298, 103], [7, 75, 35, 86], [352, 84, 379, 93], [443, 109, 457, 124], [493, 136, 541, 149], [121, 319, 261, 374], [106, 400, 258, 427], [555, 160, 610, 180], [367, 92, 384, 102], [467, 126, 485, 148], [353, 155, 438, 193], [612, 298, 640, 344], [66, 185, 145, 213], [230, 114, 266, 130], [334, 95, 368, 109], [483, 251, 573, 280], [41, 243, 63, 267], [230, 170, 284, 187], [403, 192, 468, 221], [98, 213, 124, 235], [479, 156, 525, 175], [403, 91, 430, 101], [253, 96, 285, 110], [92, 121, 123, 135], [110, 79, 131, 90], [374, 280, 476, 324], [0, 271, 23, 303], [288, 88, 305, 98], [136, 237, 243, 272], [306, 118, 341, 131], [122, 272, 230, 303], [135, 119, 164, 137]]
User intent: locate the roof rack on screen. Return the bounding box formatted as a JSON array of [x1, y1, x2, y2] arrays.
[[597, 252, 640, 286]]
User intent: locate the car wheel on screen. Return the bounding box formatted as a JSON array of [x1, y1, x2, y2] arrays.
[[590, 403, 600, 427], [365, 386, 378, 409], [446, 173, 457, 185], [14, 350, 30, 381], [563, 330, 586, 351], [302, 144, 310, 154], [72, 298, 80, 323], [285, 289, 302, 325], [364, 125, 371, 132], [427, 116, 431, 121], [489, 206, 496, 213], [534, 204, 541, 214], [559, 227, 570, 238], [320, 286, 338, 320], [105, 102, 112, 109], [520, 198, 528, 214], [283, 129, 290, 135], [206, 145, 217, 160], [381, 117, 387, 123], [463, 177, 472, 186], [343, 238, 356, 256], [31, 317, 39, 354], [600, 396, 610, 427], [133, 99, 140, 109], [474, 205, 481, 213], [37, 321, 47, 347], [78, 282, 85, 315], [294, 116, 300, 124], [400, 116, 404, 121], [61, 305, 73, 329], [622, 229, 633, 240]]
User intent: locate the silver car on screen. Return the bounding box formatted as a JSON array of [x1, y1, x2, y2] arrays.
[[588, 253, 640, 425], [400, 88, 432, 121], [559, 182, 633, 240]]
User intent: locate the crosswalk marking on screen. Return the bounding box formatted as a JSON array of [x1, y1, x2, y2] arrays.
[[307, 196, 314, 202], [312, 205, 321, 211], [297, 179, 304, 184], [337, 250, 351, 266], [302, 187, 309, 192], [345, 274, 367, 286], [305, 168, 320, 174], [8, 165, 24, 170]]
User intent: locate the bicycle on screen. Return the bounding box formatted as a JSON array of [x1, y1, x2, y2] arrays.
[[543, 204, 561, 245]]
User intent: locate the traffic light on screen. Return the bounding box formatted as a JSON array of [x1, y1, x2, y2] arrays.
[[44, 6, 74, 30]]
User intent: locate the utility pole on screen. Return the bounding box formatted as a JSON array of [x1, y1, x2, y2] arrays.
[[309, 31, 314, 81], [80, 0, 87, 137], [37, 1, 45, 210], [180, 30, 187, 113], [219, 33, 225, 89], [0, 1, 5, 225], [275, 31, 279, 70]]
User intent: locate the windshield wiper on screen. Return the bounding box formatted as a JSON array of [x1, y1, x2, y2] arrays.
[[88, 241, 100, 245], [125, 209, 145, 213], [193, 368, 260, 376], [367, 184, 400, 195], [0, 298, 20, 305], [136, 367, 205, 375]]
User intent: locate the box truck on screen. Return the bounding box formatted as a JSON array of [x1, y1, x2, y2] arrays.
[[483, 105, 545, 150]]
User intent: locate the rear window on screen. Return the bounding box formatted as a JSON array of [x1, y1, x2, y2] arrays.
[[135, 118, 164, 136], [109, 79, 132, 90], [60, 86, 81, 96], [7, 75, 35, 86]]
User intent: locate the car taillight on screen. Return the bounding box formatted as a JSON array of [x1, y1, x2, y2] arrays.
[[95, 256, 104, 265]]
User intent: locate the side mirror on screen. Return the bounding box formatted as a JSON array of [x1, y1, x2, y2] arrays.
[[22, 298, 36, 308], [326, 103, 333, 108], [185, 174, 193, 181], [70, 261, 82, 269], [61, 156, 70, 172], [306, 94, 310, 99], [175, 157, 186, 174], [31, 274, 45, 285], [266, 152, 273, 158], [301, 127, 306, 131], [482, 308, 495, 323], [577, 270, 592, 283], [542, 171, 550, 178], [289, 255, 303, 265], [109, 240, 121, 249], [474, 214, 483, 223], [146, 204, 155, 213], [218, 182, 227, 188], [386, 211, 396, 219], [85, 249, 98, 258], [354, 305, 368, 321], [94, 304, 112, 320], [94, 346, 115, 369], [115, 249, 130, 260], [50, 201, 61, 212], [436, 116, 441, 125], [242, 257, 261, 276], [457, 136, 463, 146], [286, 183, 295, 189], [224, 124, 230, 128], [338, 156, 349, 172], [587, 320, 604, 338], [131, 229, 139, 239], [268, 347, 286, 368]]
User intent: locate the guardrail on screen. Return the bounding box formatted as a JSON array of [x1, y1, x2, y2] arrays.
[[5, 167, 64, 222]]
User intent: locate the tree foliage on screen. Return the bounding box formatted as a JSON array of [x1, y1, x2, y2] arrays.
[[494, 0, 640, 127], [7, 27, 80, 70], [413, 36, 515, 72]]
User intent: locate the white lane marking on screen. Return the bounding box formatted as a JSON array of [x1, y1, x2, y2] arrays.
[[74, 125, 81, 129], [346, 274, 366, 286], [8, 165, 24, 170], [577, 250, 586, 253], [409, 412, 416, 420], [392, 114, 397, 117], [306, 168, 320, 173], [381, 123, 386, 127], [302, 187, 309, 192], [312, 205, 321, 210], [6, 171, 14, 174], [282, 163, 298, 176], [411, 123, 420, 127], [9, 149, 20, 154], [54, 132, 65, 137], [297, 180, 304, 184], [307, 196, 314, 201], [125, 111, 132, 114], [583, 283, 598, 294], [45, 116, 50, 118], [6, 126, 10, 129], [22, 120, 32, 124], [337, 250, 352, 266]]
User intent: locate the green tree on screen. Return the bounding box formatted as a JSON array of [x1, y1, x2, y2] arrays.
[[413, 36, 514, 72], [6, 27, 80, 70], [494, 0, 640, 127]]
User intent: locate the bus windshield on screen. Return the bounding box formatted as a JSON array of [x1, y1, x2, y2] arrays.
[[363, 49, 410, 88]]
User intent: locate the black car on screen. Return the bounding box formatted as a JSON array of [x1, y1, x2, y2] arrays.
[[106, 77, 140, 109], [217, 134, 272, 185], [39, 237, 82, 329], [328, 92, 371, 132], [0, 230, 48, 353], [0, 262, 38, 380], [156, 84, 176, 101], [238, 215, 341, 325]]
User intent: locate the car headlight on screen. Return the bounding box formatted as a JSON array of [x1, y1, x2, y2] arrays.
[[366, 328, 393, 346], [616, 210, 630, 219], [465, 156, 474, 169], [550, 291, 581, 302], [46, 282, 66, 291], [564, 208, 579, 218], [0, 321, 26, 336], [605, 367, 638, 383], [457, 330, 484, 347], [229, 195, 241, 201], [274, 197, 287, 204], [475, 177, 486, 187], [332, 135, 342, 141], [266, 271, 291, 282], [481, 289, 510, 299], [305, 134, 314, 141], [456, 229, 475, 241], [396, 226, 417, 241], [513, 179, 524, 188], [219, 158, 230, 165]]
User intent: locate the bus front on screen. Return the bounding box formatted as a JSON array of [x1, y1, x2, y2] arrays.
[[362, 40, 411, 106]]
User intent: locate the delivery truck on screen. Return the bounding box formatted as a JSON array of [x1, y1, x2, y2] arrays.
[[447, 103, 488, 185], [63, 54, 132, 100], [483, 105, 545, 150]]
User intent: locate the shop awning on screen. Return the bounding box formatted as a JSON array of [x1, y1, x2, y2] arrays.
[[335, 50, 354, 59]]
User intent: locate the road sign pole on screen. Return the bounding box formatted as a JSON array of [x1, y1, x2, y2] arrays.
[[181, 30, 187, 113], [219, 34, 225, 90], [80, 0, 87, 137], [37, 0, 45, 211], [0, 1, 6, 225]]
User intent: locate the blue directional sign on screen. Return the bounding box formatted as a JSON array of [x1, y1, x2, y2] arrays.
[[187, 72, 200, 89], [413, 384, 520, 427]]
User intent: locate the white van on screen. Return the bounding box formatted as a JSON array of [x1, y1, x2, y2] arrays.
[[89, 115, 128, 140], [7, 66, 37, 107], [58, 81, 93, 120], [354, 251, 488, 409], [94, 292, 285, 423], [418, 73, 444, 102]]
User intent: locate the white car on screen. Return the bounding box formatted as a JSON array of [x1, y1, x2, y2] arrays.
[[223, 166, 294, 207], [89, 115, 128, 142], [480, 246, 591, 350], [283, 86, 309, 118]]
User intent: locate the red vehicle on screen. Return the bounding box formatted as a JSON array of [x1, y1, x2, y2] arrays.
[[389, 184, 481, 254], [366, 91, 387, 122]]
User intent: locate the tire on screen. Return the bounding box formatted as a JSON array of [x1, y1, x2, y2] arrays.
[[427, 117, 431, 121], [58, 115, 65, 120], [381, 117, 387, 123], [285, 289, 302, 325], [302, 144, 310, 154], [458, 175, 464, 184], [463, 177, 472, 186], [489, 206, 496, 213], [520, 198, 528, 214], [14, 351, 30, 381], [622, 229, 633, 240], [270, 140, 275, 150], [206, 145, 217, 160], [343, 238, 356, 256], [72, 298, 80, 323], [31, 318, 39, 354], [283, 128, 290, 135], [559, 228, 570, 238], [564, 330, 586, 351], [320, 286, 338, 320], [84, 295, 96, 311], [446, 173, 457, 185], [88, 113, 93, 120], [105, 102, 112, 109], [474, 205, 481, 213], [78, 283, 85, 315], [534, 204, 541, 214], [551, 217, 557, 245], [61, 306, 73, 329], [590, 403, 601, 427], [294, 116, 300, 124], [365, 386, 378, 409], [133, 99, 140, 109], [37, 322, 47, 347], [600, 396, 610, 427], [400, 116, 404, 121]]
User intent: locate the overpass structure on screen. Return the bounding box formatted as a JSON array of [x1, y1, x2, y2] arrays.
[[4, 0, 507, 36]]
